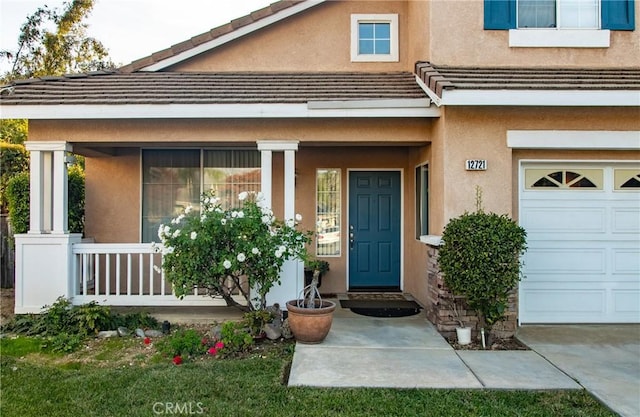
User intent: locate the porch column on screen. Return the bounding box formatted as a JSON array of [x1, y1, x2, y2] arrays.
[[257, 140, 302, 309], [24, 141, 72, 234], [15, 141, 80, 314]]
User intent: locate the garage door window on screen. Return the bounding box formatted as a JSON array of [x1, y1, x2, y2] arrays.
[[525, 168, 603, 189], [614, 169, 640, 189]]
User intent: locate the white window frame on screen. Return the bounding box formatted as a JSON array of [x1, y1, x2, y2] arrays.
[[350, 14, 399, 62], [510, 0, 609, 48]]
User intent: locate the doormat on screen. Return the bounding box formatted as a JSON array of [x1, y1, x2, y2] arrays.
[[339, 299, 422, 318]]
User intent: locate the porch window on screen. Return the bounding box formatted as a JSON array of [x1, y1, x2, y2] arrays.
[[415, 164, 429, 238], [316, 169, 341, 256], [142, 149, 260, 242]]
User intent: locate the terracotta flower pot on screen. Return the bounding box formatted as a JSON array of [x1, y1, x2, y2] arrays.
[[285, 299, 336, 344]]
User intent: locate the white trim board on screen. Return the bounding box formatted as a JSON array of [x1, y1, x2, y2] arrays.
[[442, 90, 640, 106], [507, 130, 640, 150], [0, 100, 437, 119]]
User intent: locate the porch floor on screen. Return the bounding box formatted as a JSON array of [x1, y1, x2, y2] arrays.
[[288, 302, 581, 390]]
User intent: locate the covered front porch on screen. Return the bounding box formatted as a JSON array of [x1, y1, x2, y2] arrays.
[[14, 140, 306, 313]]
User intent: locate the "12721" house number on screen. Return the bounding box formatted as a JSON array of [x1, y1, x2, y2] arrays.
[[465, 159, 488, 171]]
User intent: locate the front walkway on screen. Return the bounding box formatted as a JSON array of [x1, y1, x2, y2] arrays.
[[288, 307, 579, 390]]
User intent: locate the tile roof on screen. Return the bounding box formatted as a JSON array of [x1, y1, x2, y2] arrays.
[[119, 0, 314, 73], [0, 72, 427, 105], [416, 62, 640, 99]]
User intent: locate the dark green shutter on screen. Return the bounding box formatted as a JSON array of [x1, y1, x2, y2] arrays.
[[484, 0, 517, 29], [602, 0, 635, 30]]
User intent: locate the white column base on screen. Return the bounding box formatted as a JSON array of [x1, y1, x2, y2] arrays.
[[14, 233, 82, 314], [264, 260, 304, 309]]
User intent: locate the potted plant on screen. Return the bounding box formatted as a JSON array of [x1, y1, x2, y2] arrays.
[[286, 261, 336, 344], [303, 258, 329, 288], [438, 188, 527, 347], [450, 296, 471, 345], [157, 190, 312, 312]]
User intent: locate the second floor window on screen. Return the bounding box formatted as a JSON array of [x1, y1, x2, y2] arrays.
[[518, 0, 599, 29]]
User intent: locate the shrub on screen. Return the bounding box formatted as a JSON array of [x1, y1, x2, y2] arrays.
[[5, 166, 85, 235], [155, 328, 207, 358], [438, 197, 527, 334], [5, 171, 29, 234], [219, 321, 254, 356], [158, 190, 311, 311], [0, 141, 28, 212]]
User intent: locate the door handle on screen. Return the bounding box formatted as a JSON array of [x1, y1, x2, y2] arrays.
[[349, 225, 354, 249]]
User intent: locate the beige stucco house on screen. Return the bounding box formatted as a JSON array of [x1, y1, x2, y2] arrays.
[[2, 0, 639, 330]]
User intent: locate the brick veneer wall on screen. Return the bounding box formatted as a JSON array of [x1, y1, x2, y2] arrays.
[[425, 243, 518, 339]]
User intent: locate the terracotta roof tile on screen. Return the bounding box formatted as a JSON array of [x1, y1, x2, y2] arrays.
[[0, 72, 426, 105], [416, 62, 640, 99]]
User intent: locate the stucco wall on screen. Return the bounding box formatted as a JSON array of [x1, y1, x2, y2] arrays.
[[85, 149, 140, 243], [171, 1, 412, 72], [169, 0, 638, 72], [27, 118, 430, 145], [429, 0, 640, 67], [434, 106, 640, 233]]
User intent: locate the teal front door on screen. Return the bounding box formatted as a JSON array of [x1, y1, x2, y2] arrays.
[[348, 171, 401, 290]]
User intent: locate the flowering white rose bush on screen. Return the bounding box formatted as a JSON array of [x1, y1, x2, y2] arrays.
[[156, 191, 311, 311]]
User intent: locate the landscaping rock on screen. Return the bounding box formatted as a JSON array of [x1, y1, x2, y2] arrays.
[[210, 325, 222, 341], [135, 328, 146, 338], [144, 329, 163, 338], [281, 319, 293, 339], [264, 323, 282, 340], [97, 330, 119, 338], [117, 327, 130, 337]]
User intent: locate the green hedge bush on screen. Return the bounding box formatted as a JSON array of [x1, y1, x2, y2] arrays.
[[5, 166, 85, 235], [438, 209, 527, 333]]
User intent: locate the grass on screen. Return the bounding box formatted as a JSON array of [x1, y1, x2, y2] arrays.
[[0, 336, 615, 417]]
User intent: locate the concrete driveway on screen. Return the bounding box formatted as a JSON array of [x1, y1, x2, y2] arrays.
[[517, 325, 640, 417]]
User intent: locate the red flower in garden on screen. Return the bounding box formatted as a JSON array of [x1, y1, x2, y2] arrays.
[[172, 355, 183, 365], [207, 347, 217, 355], [144, 337, 151, 345], [214, 341, 225, 350], [201, 338, 208, 345]]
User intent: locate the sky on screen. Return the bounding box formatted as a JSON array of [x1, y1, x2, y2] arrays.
[[0, 0, 274, 71]]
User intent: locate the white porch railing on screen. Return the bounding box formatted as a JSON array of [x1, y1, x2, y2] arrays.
[[72, 243, 241, 307]]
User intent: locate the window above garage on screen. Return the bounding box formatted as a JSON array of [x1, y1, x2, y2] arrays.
[[525, 168, 604, 189], [614, 169, 640, 189]]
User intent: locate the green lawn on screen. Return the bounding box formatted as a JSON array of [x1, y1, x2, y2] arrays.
[[0, 337, 615, 417]]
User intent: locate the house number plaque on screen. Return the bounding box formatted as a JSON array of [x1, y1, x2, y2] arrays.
[[465, 159, 487, 171]]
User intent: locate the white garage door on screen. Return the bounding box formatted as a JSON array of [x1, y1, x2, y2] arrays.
[[519, 163, 640, 323]]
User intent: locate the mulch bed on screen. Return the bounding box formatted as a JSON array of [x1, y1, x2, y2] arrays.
[[445, 335, 530, 351]]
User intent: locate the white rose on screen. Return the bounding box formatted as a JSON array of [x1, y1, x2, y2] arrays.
[[223, 260, 232, 269], [238, 191, 248, 201], [237, 253, 246, 262], [190, 231, 197, 240], [237, 211, 245, 218], [295, 213, 303, 221], [221, 219, 227, 225]]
